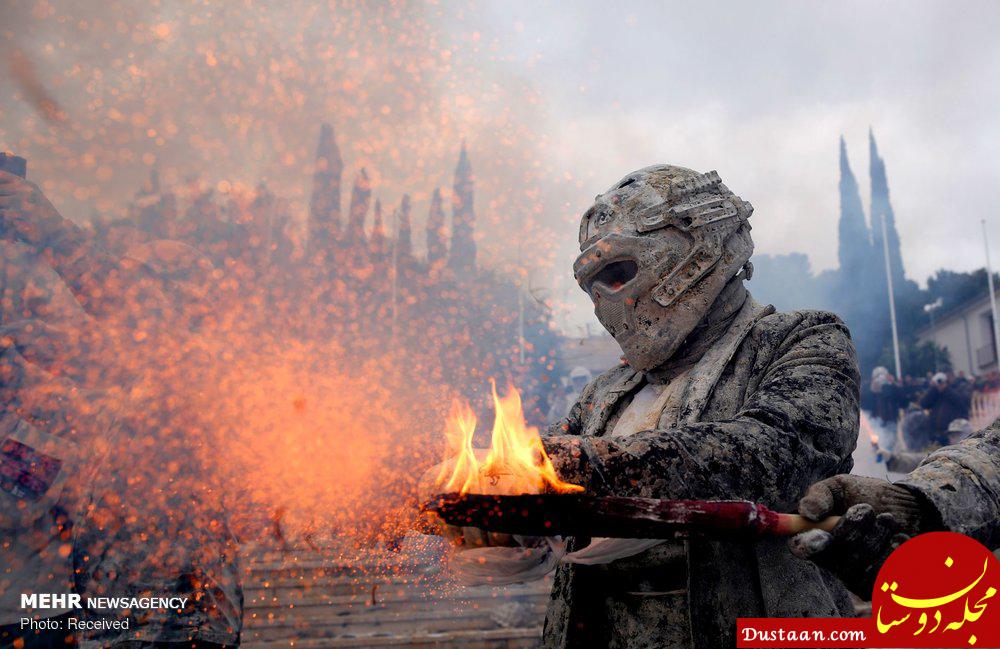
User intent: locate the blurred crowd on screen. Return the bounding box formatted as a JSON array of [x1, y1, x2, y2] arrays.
[[868, 365, 997, 471]]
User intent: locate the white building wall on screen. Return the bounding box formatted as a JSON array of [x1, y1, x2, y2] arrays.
[[917, 295, 998, 376]]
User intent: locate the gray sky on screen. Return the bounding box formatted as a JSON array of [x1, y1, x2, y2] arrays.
[[4, 1, 999, 333], [453, 1, 1000, 330]]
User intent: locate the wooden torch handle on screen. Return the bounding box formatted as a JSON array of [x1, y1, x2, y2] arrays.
[[773, 513, 841, 535]]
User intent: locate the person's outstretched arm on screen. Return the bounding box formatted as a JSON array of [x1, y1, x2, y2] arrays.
[[542, 312, 861, 510]]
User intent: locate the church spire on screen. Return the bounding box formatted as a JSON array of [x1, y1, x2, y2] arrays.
[[307, 123, 343, 258], [447, 141, 476, 272], [426, 187, 447, 264], [371, 197, 387, 258], [345, 167, 371, 245], [396, 194, 412, 259], [869, 129, 906, 284], [837, 136, 872, 273]]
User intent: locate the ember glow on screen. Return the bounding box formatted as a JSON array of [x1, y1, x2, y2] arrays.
[[0, 0, 575, 554], [861, 411, 880, 446], [437, 381, 583, 495], [0, 2, 576, 642]]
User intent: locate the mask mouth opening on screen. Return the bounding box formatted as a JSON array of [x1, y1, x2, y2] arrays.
[[588, 259, 638, 295]]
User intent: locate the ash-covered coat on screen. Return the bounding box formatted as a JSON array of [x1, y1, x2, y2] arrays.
[[540, 301, 861, 649], [899, 422, 1000, 549]]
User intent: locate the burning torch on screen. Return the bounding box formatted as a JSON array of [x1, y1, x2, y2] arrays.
[[423, 492, 840, 539], [423, 384, 840, 540]]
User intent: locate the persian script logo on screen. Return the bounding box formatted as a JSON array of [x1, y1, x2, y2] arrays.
[[871, 531, 999, 647]]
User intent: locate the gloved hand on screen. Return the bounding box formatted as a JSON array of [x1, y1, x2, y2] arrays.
[[788, 474, 935, 597]]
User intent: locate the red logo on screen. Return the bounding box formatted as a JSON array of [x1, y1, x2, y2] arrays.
[[738, 532, 1000, 648], [872, 532, 999, 647]]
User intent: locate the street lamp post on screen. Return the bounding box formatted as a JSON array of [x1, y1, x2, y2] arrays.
[[923, 298, 943, 372], [982, 220, 1000, 371], [880, 212, 903, 380]]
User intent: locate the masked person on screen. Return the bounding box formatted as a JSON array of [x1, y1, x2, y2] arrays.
[[917, 373, 969, 445], [0, 170, 243, 649], [791, 420, 999, 597], [439, 166, 862, 649], [0, 234, 106, 649], [0, 335, 119, 649]]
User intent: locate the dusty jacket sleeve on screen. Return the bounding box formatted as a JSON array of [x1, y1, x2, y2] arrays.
[[542, 314, 860, 510], [897, 424, 1000, 547]]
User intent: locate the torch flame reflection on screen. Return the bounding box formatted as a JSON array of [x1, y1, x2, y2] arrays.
[[437, 381, 583, 495]]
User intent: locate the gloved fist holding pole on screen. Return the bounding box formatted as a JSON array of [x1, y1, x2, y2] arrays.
[[789, 474, 939, 596]]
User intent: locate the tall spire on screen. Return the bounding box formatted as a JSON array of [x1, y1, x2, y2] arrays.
[[345, 167, 371, 246], [426, 187, 447, 264], [396, 194, 412, 259], [837, 136, 872, 273], [869, 129, 906, 284], [146, 167, 160, 194], [370, 197, 387, 258], [447, 141, 477, 272], [307, 123, 343, 257], [250, 181, 274, 230]]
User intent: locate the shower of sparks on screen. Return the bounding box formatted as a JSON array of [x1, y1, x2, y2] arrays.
[[0, 0, 580, 613]]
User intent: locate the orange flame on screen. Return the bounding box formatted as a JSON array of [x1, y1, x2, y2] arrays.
[[437, 381, 583, 495], [860, 411, 879, 446]]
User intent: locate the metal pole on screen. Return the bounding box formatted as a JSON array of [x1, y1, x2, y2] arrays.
[[390, 208, 398, 346], [928, 310, 937, 372], [517, 278, 525, 365], [982, 219, 1000, 370], [880, 212, 902, 380], [516, 241, 525, 365]]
